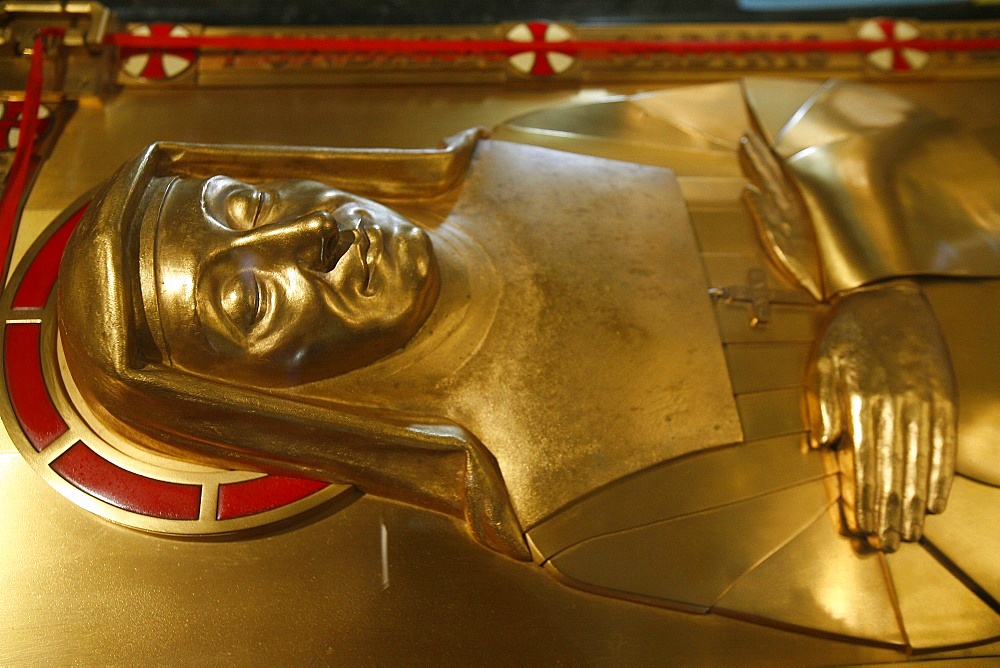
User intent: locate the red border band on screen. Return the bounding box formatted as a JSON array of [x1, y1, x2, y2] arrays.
[[3, 323, 67, 451], [105, 31, 1000, 57], [217, 476, 330, 520], [12, 206, 86, 309], [2, 204, 332, 523], [50, 441, 202, 520]]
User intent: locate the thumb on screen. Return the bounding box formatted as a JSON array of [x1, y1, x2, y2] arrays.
[[810, 354, 842, 448]]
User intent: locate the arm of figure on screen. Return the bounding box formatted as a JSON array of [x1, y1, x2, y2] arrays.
[[806, 281, 957, 551], [740, 129, 957, 550], [739, 130, 824, 301], [78, 357, 529, 561]]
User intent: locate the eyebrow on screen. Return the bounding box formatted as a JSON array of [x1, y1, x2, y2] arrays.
[[200, 175, 230, 224], [205, 176, 273, 230]]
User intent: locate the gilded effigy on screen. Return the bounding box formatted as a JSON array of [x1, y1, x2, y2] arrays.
[[22, 78, 993, 652]]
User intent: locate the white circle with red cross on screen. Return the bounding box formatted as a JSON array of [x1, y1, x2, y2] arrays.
[[1, 102, 51, 151], [858, 19, 929, 72], [506, 22, 576, 76], [121, 24, 196, 80]]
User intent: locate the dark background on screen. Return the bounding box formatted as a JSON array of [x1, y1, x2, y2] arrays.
[[102, 1, 1000, 26]]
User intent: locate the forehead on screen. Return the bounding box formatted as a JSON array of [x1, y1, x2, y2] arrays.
[[149, 177, 219, 240], [154, 175, 341, 229]]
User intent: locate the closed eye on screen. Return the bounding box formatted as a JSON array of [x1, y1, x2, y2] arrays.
[[220, 270, 263, 335], [224, 186, 266, 231], [248, 190, 265, 226]]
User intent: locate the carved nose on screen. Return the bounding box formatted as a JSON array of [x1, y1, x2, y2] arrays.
[[237, 210, 340, 267]]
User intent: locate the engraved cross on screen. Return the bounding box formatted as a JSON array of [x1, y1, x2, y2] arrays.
[[708, 267, 815, 327]]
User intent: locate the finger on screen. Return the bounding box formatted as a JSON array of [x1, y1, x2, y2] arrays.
[[901, 399, 930, 541], [743, 184, 782, 231], [927, 399, 957, 513], [740, 131, 780, 185], [837, 446, 860, 535], [740, 132, 792, 210], [845, 389, 878, 535], [812, 354, 843, 448], [875, 396, 905, 552]]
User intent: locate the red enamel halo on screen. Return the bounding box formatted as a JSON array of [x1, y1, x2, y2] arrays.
[[0, 200, 354, 535]]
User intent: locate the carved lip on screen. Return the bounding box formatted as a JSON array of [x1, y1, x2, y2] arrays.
[[320, 218, 386, 294], [357, 222, 373, 291], [321, 224, 354, 273], [361, 222, 386, 294]]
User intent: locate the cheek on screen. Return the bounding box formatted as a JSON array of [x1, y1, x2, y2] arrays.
[[395, 232, 436, 293], [253, 277, 330, 354], [371, 240, 437, 325]]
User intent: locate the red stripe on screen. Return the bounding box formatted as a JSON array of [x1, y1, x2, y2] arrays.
[[104, 32, 1000, 56], [531, 56, 556, 77], [11, 206, 86, 309], [3, 323, 67, 451], [893, 48, 912, 71], [877, 19, 897, 41], [527, 22, 549, 42], [51, 441, 202, 520], [217, 475, 328, 520], [139, 49, 168, 79], [0, 29, 63, 286]]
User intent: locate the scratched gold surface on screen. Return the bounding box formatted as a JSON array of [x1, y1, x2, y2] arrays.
[[3, 78, 999, 661]]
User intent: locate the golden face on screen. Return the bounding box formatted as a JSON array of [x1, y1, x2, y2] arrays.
[[150, 175, 440, 386]]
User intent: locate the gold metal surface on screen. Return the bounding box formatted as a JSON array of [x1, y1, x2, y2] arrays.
[[55, 134, 744, 557], [528, 433, 827, 559], [547, 480, 833, 609], [885, 542, 1000, 649], [725, 343, 812, 394], [740, 125, 824, 300], [742, 78, 825, 147], [735, 388, 809, 441], [923, 475, 1000, 603], [146, 175, 442, 385], [1, 23, 998, 657], [501, 80, 997, 555], [14, 86, 635, 272], [0, 204, 356, 535], [144, 20, 1000, 87], [715, 511, 904, 644], [921, 279, 1000, 487], [808, 281, 960, 549], [749, 79, 1000, 297], [0, 451, 906, 665], [490, 80, 998, 650]]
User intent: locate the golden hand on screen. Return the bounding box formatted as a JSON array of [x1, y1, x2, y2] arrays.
[[808, 281, 957, 551], [739, 130, 823, 300]]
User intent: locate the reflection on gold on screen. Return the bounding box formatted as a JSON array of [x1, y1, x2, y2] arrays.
[[716, 512, 902, 644], [547, 480, 832, 609], [143, 174, 441, 386], [527, 433, 827, 559], [924, 475, 1000, 603], [26, 78, 998, 651], [57, 133, 743, 560], [885, 542, 1000, 649], [0, 453, 907, 664], [500, 79, 997, 550], [749, 79, 1000, 297]]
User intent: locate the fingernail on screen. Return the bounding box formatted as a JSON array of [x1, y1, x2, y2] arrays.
[[880, 529, 901, 553]]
